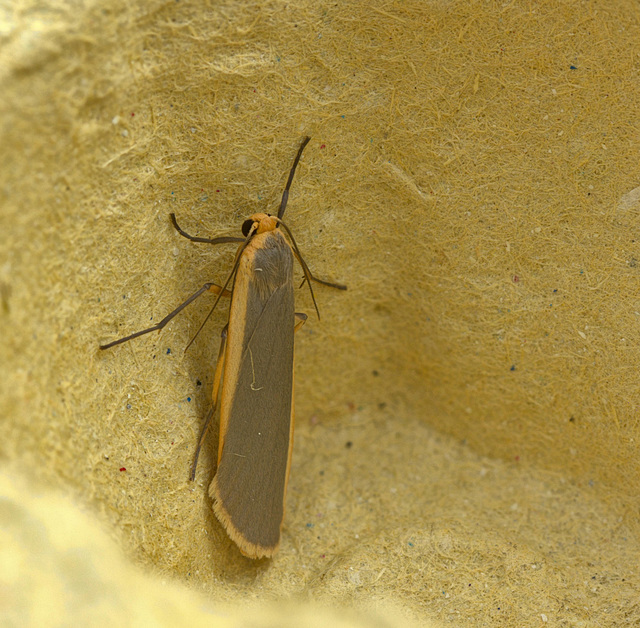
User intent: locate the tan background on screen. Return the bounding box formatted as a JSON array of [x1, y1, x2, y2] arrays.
[[1, 0, 639, 625]]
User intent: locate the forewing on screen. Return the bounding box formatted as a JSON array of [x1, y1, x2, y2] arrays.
[[212, 273, 295, 554]]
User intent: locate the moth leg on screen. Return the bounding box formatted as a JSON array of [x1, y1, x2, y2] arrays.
[[100, 282, 231, 350], [294, 312, 308, 333], [190, 324, 228, 480], [206, 284, 232, 298], [291, 250, 347, 291], [170, 213, 244, 245]]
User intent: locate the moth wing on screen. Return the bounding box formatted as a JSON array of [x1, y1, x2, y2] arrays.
[[210, 280, 295, 558]]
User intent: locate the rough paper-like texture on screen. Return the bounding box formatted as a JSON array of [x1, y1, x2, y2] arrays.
[[0, 471, 406, 627], [1, 0, 639, 625]]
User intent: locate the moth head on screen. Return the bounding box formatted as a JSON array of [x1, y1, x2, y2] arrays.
[[242, 213, 278, 237]]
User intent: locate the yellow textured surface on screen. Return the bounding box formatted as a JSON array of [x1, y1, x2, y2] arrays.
[[1, 0, 639, 625], [0, 472, 406, 627]]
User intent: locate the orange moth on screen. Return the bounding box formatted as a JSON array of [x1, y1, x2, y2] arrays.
[[101, 137, 345, 558]]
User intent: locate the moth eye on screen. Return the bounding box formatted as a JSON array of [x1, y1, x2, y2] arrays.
[[241, 219, 254, 237]]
